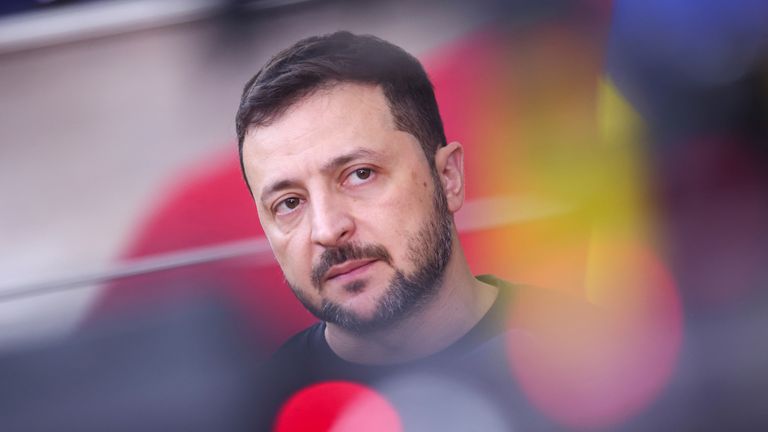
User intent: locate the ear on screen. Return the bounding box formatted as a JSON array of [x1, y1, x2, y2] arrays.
[[434, 141, 465, 213]]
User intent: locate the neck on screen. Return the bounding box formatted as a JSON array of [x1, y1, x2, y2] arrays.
[[324, 239, 498, 365]]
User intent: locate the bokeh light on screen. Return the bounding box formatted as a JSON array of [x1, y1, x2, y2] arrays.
[[376, 372, 511, 431], [275, 381, 402, 432]]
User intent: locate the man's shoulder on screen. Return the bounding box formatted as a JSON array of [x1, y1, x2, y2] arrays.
[[270, 321, 326, 363], [476, 273, 523, 303], [475, 273, 522, 322], [470, 274, 604, 348], [257, 322, 329, 397], [476, 273, 514, 288], [476, 273, 593, 315]]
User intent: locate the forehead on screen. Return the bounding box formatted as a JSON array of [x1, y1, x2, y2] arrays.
[[244, 83, 394, 157], [241, 83, 414, 190]]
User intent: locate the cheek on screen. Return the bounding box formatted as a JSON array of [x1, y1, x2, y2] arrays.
[[390, 172, 435, 220], [364, 192, 413, 236], [272, 230, 314, 279], [366, 176, 433, 254], [262, 227, 292, 268]]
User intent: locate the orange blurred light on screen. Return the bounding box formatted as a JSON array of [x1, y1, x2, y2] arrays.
[[506, 240, 683, 429]]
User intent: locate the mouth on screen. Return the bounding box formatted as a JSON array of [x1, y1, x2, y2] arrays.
[[324, 259, 378, 283]]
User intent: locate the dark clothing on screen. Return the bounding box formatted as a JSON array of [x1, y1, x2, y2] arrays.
[[253, 275, 556, 430]]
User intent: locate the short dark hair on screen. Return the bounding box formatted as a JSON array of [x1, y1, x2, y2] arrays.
[[235, 31, 447, 190]]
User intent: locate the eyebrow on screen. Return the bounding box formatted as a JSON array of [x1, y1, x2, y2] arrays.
[[259, 147, 379, 207], [320, 148, 377, 175], [260, 178, 301, 207]]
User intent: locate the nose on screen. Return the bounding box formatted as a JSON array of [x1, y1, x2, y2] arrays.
[[309, 193, 354, 247]]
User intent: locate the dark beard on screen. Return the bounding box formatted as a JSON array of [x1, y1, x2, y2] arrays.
[[289, 175, 454, 334]]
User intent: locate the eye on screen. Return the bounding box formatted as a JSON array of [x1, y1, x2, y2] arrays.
[[345, 167, 375, 186], [274, 197, 302, 215]]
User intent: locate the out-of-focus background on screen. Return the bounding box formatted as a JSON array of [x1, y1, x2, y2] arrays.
[[1, 0, 767, 430]]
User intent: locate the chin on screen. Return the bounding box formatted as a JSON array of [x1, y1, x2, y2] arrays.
[[337, 289, 382, 319], [320, 285, 391, 332]]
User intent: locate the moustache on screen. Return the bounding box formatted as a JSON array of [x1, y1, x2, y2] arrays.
[[311, 242, 392, 289]]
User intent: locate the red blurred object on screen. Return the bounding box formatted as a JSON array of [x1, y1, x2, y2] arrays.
[[274, 381, 402, 432]]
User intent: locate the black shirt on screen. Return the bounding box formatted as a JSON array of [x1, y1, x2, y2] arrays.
[[253, 275, 556, 431]]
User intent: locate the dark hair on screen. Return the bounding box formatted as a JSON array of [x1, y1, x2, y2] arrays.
[[235, 31, 447, 189]]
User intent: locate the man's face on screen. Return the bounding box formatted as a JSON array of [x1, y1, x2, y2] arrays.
[[241, 83, 454, 333]]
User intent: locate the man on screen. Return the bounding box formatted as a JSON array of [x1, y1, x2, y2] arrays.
[[236, 31, 543, 430]]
